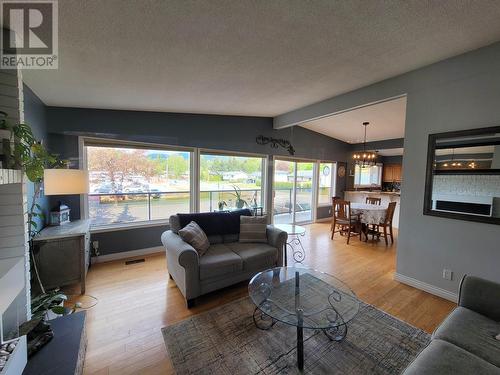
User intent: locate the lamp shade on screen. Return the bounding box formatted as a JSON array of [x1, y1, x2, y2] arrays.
[[43, 169, 89, 195]]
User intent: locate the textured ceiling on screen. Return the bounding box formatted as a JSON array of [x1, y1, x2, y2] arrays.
[[300, 97, 407, 143], [23, 0, 500, 117]]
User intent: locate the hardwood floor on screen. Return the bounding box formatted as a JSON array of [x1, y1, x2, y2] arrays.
[[70, 222, 455, 375]]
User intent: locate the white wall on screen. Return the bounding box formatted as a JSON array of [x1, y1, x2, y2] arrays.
[[432, 174, 500, 198], [398, 45, 500, 293], [492, 146, 500, 169]]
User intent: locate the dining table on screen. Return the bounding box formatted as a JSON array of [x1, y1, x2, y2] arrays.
[[350, 202, 388, 241]]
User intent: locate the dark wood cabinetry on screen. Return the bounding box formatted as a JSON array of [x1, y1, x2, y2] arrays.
[[383, 164, 403, 183]]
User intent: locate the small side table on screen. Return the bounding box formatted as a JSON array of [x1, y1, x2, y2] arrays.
[[32, 220, 91, 294], [272, 224, 306, 266]]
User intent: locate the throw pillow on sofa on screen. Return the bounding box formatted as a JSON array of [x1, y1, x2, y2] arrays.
[[239, 215, 267, 243], [179, 221, 210, 256]]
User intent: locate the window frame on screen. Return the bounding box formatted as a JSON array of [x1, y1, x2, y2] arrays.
[[80, 136, 195, 231], [353, 163, 383, 188], [80, 138, 269, 231], [317, 161, 337, 207], [198, 148, 269, 214], [272, 156, 318, 225]]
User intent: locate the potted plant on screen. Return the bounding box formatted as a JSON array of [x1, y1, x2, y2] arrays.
[[0, 110, 14, 168], [19, 289, 76, 357], [218, 200, 227, 211], [30, 289, 74, 321], [231, 185, 248, 209], [1, 114, 66, 294]]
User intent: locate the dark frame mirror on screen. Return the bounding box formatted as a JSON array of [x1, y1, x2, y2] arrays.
[[424, 126, 500, 225]]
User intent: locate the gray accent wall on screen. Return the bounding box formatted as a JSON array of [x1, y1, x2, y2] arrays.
[[381, 155, 403, 164], [44, 107, 351, 255], [23, 85, 50, 230], [46, 107, 351, 161], [277, 41, 500, 294]]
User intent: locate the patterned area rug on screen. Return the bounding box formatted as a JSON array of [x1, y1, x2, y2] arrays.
[[162, 297, 429, 374]]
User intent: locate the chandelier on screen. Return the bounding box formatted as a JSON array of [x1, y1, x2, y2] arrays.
[[353, 122, 377, 167]]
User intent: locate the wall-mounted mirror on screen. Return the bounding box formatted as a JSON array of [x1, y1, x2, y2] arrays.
[[424, 126, 500, 225]]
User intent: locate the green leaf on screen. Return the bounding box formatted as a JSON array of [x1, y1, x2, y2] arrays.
[[50, 306, 66, 315]]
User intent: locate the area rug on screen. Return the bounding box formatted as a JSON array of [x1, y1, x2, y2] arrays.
[[162, 297, 429, 374]]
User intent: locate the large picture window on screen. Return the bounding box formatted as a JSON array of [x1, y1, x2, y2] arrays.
[[85, 143, 191, 227], [199, 152, 266, 212]]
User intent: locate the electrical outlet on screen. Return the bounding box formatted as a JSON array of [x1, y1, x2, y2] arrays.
[[92, 241, 100, 257], [442, 269, 453, 281]]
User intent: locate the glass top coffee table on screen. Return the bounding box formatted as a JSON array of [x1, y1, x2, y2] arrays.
[[248, 267, 360, 370]]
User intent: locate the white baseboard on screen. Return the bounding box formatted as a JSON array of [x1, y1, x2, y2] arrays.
[[91, 246, 164, 264], [394, 273, 458, 302]]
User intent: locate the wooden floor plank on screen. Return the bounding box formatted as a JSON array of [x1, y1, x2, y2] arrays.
[[70, 223, 454, 375]]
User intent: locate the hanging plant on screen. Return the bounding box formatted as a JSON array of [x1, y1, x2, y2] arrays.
[[1, 113, 67, 295]]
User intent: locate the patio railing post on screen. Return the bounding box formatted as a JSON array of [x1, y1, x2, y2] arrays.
[[148, 192, 151, 220]]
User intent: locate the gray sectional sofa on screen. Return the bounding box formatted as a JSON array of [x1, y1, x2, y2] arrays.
[[404, 275, 500, 374], [161, 209, 287, 307]]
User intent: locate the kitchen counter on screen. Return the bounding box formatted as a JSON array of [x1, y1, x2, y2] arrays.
[[345, 191, 400, 196]]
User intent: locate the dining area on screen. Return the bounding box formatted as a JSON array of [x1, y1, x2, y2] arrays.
[[330, 196, 397, 245]]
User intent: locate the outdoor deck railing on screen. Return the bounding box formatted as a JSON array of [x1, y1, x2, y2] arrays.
[[88, 187, 313, 223]]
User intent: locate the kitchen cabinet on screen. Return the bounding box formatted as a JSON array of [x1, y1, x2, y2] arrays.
[[383, 164, 402, 182]]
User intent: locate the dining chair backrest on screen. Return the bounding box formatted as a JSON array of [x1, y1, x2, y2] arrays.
[[366, 197, 381, 205], [383, 202, 397, 225], [334, 199, 352, 221], [331, 196, 341, 213]]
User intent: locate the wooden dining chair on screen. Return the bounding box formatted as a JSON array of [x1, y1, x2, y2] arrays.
[[331, 199, 360, 244], [364, 197, 382, 239], [376, 201, 397, 245], [366, 197, 382, 205]]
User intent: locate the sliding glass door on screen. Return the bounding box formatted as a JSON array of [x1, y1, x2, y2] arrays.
[[273, 159, 314, 224]]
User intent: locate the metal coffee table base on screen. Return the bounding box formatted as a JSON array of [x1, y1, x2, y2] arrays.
[[286, 236, 306, 263], [253, 306, 348, 370]]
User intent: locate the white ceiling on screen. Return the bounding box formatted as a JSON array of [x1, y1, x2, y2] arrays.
[[22, 1, 500, 117], [300, 96, 407, 143]]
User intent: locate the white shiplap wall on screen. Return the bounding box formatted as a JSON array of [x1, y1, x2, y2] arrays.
[[0, 62, 30, 322]]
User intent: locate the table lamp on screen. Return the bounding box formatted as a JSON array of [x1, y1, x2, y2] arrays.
[[43, 169, 89, 225]]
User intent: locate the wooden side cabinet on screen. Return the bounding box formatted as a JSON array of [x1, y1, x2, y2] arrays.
[[32, 220, 91, 294]]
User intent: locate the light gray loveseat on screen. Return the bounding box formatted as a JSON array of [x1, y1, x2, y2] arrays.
[[404, 275, 500, 374], [161, 209, 287, 308]]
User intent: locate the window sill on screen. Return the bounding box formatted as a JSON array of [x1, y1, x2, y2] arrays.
[[90, 219, 170, 234]]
